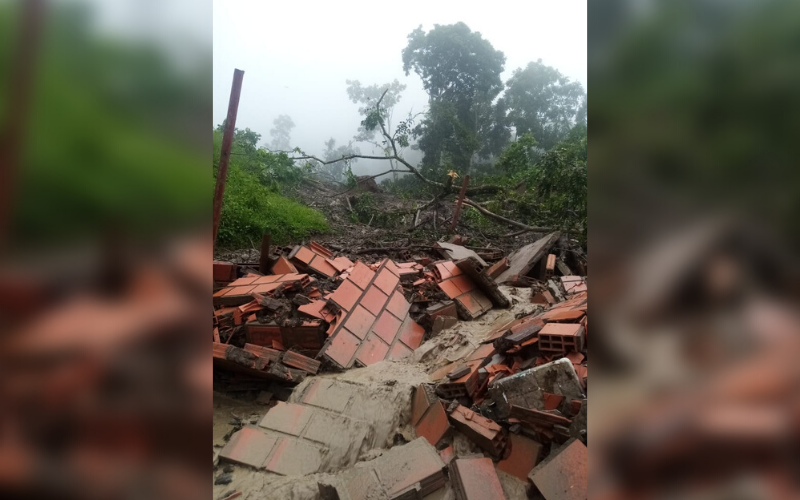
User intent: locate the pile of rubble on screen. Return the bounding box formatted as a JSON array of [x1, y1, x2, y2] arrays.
[[212, 231, 587, 500]]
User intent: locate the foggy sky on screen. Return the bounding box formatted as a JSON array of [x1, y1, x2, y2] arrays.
[[214, 0, 587, 175]]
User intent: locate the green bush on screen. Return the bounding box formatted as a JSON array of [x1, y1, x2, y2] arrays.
[[216, 163, 328, 248]]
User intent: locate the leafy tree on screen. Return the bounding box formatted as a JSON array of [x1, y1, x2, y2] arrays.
[[402, 22, 508, 173], [505, 60, 586, 151], [269, 114, 295, 151], [515, 125, 587, 240], [347, 79, 407, 179], [496, 133, 538, 174]]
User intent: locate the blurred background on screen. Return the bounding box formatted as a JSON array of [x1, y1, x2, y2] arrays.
[[590, 0, 800, 499], [0, 0, 210, 498]]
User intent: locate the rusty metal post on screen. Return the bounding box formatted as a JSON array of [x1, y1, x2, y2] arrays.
[[0, 0, 44, 245], [450, 175, 470, 232], [212, 68, 245, 246], [258, 232, 271, 273]]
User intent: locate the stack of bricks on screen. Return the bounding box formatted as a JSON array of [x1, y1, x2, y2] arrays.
[[318, 260, 425, 369]]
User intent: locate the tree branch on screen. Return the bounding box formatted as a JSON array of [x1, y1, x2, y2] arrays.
[[331, 169, 413, 197], [462, 199, 556, 233]]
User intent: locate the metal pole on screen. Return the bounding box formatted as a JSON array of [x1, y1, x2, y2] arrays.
[[450, 175, 470, 232], [0, 0, 44, 246], [212, 68, 244, 246]]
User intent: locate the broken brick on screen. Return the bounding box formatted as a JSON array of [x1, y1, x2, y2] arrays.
[[280, 321, 325, 351], [282, 350, 321, 374], [213, 261, 238, 283], [245, 322, 282, 347], [218, 426, 277, 469], [528, 438, 587, 500], [447, 405, 507, 457], [497, 432, 544, 481], [456, 256, 511, 308], [415, 400, 450, 447], [450, 457, 507, 500], [486, 257, 510, 279], [545, 253, 556, 279], [271, 256, 298, 275]]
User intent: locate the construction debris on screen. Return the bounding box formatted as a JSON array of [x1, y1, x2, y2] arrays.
[[528, 438, 587, 500], [451, 457, 508, 500], [319, 437, 447, 500], [214, 236, 588, 499], [495, 232, 561, 285]]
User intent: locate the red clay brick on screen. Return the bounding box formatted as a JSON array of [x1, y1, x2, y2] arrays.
[[386, 290, 410, 319], [348, 262, 375, 290], [379, 438, 447, 498], [451, 457, 507, 500], [308, 254, 338, 278], [415, 401, 449, 446], [219, 426, 278, 469], [250, 282, 282, 295], [434, 262, 453, 280], [542, 308, 586, 323], [387, 341, 413, 360], [528, 439, 587, 500], [458, 291, 492, 318], [328, 279, 362, 311], [372, 310, 402, 344], [437, 279, 461, 299], [543, 392, 565, 410], [282, 350, 321, 374], [327, 256, 354, 273], [355, 333, 390, 366], [467, 343, 496, 363], [300, 378, 352, 413], [309, 241, 334, 258], [412, 384, 435, 426], [213, 261, 238, 282], [486, 257, 509, 279], [227, 276, 260, 287], [264, 437, 323, 476], [325, 329, 360, 367], [442, 261, 462, 277], [343, 305, 376, 340], [497, 433, 544, 480], [359, 285, 389, 316], [538, 322, 585, 352], [398, 317, 425, 349], [272, 256, 298, 275], [280, 321, 324, 350], [258, 402, 313, 436], [297, 300, 326, 320], [450, 275, 475, 294], [448, 405, 507, 457], [373, 268, 400, 295], [384, 259, 401, 276], [245, 323, 282, 346], [294, 246, 315, 265]]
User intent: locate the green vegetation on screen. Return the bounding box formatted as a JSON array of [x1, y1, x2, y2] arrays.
[[213, 129, 328, 248], [1, 2, 210, 245]]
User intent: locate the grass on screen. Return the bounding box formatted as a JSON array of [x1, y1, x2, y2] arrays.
[[216, 163, 329, 248]]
